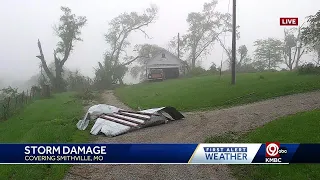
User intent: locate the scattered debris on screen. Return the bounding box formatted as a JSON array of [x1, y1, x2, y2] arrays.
[[76, 104, 184, 137]]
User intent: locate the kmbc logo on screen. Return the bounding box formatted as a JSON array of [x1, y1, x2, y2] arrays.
[[266, 142, 280, 157], [265, 142, 288, 163]]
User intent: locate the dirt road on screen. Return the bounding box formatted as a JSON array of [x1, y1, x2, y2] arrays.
[[65, 90, 320, 180]]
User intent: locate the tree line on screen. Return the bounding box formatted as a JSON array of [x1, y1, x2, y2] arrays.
[[34, 1, 320, 93]]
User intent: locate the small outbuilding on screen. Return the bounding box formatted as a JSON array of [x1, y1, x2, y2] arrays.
[[146, 50, 187, 79]]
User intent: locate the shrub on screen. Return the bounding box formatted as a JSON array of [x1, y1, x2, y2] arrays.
[[74, 89, 96, 100], [66, 70, 93, 91], [298, 63, 320, 75], [258, 75, 265, 79], [236, 64, 258, 73], [188, 67, 207, 77], [267, 69, 278, 72]]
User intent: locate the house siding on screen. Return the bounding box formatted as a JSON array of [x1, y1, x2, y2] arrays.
[[146, 51, 184, 76]]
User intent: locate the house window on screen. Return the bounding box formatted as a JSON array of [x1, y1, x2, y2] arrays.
[[162, 53, 166, 58]]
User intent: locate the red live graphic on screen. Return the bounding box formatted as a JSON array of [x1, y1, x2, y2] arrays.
[[280, 17, 298, 26]]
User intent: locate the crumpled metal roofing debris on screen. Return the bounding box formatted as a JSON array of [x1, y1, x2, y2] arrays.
[[76, 105, 184, 137]]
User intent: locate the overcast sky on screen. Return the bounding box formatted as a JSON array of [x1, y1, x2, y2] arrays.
[[0, 0, 319, 85]]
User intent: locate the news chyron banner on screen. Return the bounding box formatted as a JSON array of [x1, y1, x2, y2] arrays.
[[0, 143, 319, 164]]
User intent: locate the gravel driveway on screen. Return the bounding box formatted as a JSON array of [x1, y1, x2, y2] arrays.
[[65, 90, 320, 180]]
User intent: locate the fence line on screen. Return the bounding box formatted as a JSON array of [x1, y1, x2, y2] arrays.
[[0, 89, 40, 121]]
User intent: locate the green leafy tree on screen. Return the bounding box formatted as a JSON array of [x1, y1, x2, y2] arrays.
[[235, 45, 255, 72], [0, 86, 18, 99], [168, 34, 186, 58], [282, 28, 306, 70], [208, 62, 218, 73], [171, 0, 235, 69], [301, 10, 320, 66], [215, 44, 250, 71], [93, 61, 113, 90], [66, 70, 92, 91], [97, 5, 158, 86], [36, 7, 87, 92], [130, 44, 166, 80], [312, 44, 320, 66], [283, 28, 297, 70], [237, 45, 252, 66], [253, 38, 283, 70]]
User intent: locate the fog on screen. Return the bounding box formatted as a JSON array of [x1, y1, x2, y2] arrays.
[[0, 0, 319, 88]]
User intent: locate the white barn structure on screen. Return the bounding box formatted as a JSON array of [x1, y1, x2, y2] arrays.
[[146, 50, 187, 79]]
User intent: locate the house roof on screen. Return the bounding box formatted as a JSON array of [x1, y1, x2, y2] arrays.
[[148, 49, 188, 67]]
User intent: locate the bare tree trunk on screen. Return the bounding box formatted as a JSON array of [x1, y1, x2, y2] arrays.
[[36, 40, 55, 83], [118, 78, 124, 85], [288, 48, 293, 71], [317, 50, 320, 66], [192, 59, 196, 69], [295, 26, 303, 68], [268, 50, 271, 70], [55, 66, 65, 92], [54, 50, 67, 92], [295, 47, 300, 68], [191, 53, 196, 69], [219, 59, 223, 79], [177, 33, 180, 59], [37, 40, 65, 92], [42, 85, 51, 98]]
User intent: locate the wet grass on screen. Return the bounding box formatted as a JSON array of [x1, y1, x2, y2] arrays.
[[115, 71, 320, 111], [205, 109, 320, 180], [0, 92, 91, 180]]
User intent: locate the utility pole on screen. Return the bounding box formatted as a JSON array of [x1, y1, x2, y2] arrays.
[[177, 33, 180, 59], [231, 0, 236, 85]]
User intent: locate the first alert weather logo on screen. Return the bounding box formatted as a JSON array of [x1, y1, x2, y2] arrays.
[[188, 143, 262, 164], [24, 145, 107, 162], [204, 147, 248, 162]]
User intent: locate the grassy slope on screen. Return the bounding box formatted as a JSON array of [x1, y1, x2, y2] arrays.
[[0, 92, 90, 180], [115, 72, 320, 111], [206, 109, 320, 180]]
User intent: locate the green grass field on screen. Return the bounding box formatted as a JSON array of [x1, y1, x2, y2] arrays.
[[206, 109, 320, 180], [0, 92, 90, 180], [115, 71, 320, 111]]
